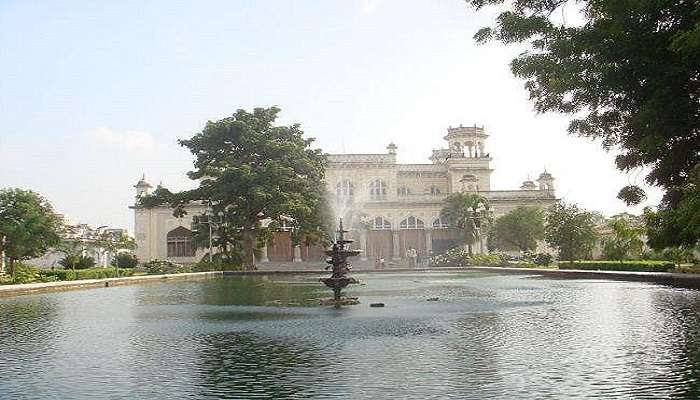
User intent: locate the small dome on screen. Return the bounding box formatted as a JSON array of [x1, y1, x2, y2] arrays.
[[538, 170, 553, 180], [135, 174, 153, 188], [387, 142, 397, 154], [520, 180, 537, 190]]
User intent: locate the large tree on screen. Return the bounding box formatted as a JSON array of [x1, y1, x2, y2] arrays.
[[491, 206, 545, 252], [545, 202, 598, 262], [440, 192, 491, 255], [143, 107, 328, 270], [601, 216, 644, 260], [0, 188, 63, 275], [466, 0, 700, 246]]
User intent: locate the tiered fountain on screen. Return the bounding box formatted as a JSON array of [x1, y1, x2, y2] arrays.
[[320, 219, 360, 307]]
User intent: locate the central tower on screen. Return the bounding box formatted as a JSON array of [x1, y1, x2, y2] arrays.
[[431, 125, 493, 193]]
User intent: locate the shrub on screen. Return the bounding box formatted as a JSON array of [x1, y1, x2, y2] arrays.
[[429, 248, 468, 267], [533, 253, 553, 266], [58, 255, 81, 269], [143, 259, 189, 274], [429, 249, 507, 267], [10, 262, 41, 284], [39, 268, 134, 281], [558, 260, 674, 272], [113, 253, 138, 268], [465, 253, 503, 267], [76, 255, 95, 269]]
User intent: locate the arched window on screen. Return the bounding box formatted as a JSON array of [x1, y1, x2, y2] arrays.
[[373, 216, 392, 230], [369, 179, 387, 200], [429, 186, 441, 195], [167, 226, 194, 257], [399, 216, 425, 230], [432, 217, 450, 229], [398, 187, 410, 196], [336, 179, 353, 197]]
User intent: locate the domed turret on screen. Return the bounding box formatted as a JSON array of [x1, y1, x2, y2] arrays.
[[134, 174, 153, 198], [387, 142, 397, 155], [520, 179, 537, 190], [536, 169, 555, 191]]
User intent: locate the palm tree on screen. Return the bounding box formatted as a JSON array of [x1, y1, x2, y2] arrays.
[[440, 192, 491, 255]]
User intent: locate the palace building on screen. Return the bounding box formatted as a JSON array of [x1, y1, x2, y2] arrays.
[[132, 124, 557, 265]]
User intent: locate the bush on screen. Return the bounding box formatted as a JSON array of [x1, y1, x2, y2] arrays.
[[58, 255, 80, 269], [39, 268, 134, 281], [143, 259, 191, 274], [430, 248, 468, 267], [76, 255, 95, 269], [558, 260, 674, 272], [113, 253, 138, 268], [533, 253, 553, 266], [429, 248, 507, 267], [465, 253, 503, 267], [9, 262, 41, 284]]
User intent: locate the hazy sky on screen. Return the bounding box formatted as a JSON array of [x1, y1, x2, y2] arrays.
[[0, 0, 662, 232]]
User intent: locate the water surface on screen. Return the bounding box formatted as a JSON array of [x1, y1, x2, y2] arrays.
[[1, 272, 699, 399]]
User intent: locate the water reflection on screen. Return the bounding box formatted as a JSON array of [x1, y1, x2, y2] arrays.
[[0, 273, 699, 399]]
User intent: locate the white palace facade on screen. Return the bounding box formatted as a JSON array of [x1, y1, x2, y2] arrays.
[[133, 124, 557, 264]]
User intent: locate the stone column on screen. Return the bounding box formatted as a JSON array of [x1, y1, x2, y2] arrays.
[[359, 230, 368, 261], [425, 229, 433, 256], [392, 230, 401, 260], [260, 244, 269, 263], [293, 245, 302, 262]]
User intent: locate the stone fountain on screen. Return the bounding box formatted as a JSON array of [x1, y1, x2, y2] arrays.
[[320, 219, 360, 307]]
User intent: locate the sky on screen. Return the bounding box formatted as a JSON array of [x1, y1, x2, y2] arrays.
[[0, 0, 663, 232]]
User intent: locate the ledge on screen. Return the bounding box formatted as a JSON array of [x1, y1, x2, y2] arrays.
[[0, 271, 223, 297], [462, 266, 700, 289]]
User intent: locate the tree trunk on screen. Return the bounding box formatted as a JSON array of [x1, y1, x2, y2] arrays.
[[242, 228, 256, 270], [8, 258, 15, 276]]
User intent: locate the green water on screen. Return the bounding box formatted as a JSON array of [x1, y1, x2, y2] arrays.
[[1, 272, 699, 399]]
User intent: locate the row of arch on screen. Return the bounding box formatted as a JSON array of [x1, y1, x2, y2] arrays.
[[451, 141, 486, 158], [337, 179, 442, 200], [372, 216, 450, 230]]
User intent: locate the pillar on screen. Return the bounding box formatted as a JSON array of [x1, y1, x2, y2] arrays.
[[359, 230, 368, 261], [392, 230, 401, 260], [425, 229, 433, 256], [293, 245, 302, 262], [260, 244, 269, 263]]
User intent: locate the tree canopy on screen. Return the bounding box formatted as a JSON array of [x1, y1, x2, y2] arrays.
[[601, 216, 644, 260], [466, 0, 699, 245], [440, 192, 491, 254], [0, 188, 63, 274], [491, 206, 545, 252], [545, 202, 598, 262], [141, 107, 328, 270]]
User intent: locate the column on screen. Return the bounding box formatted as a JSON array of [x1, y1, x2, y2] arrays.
[[425, 229, 433, 256], [392, 230, 401, 260], [293, 245, 302, 262], [260, 244, 269, 263], [359, 230, 368, 261]]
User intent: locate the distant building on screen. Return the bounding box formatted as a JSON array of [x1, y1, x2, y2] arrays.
[[133, 124, 558, 264], [28, 220, 130, 269]]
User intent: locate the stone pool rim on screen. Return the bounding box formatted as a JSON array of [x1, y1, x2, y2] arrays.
[[1, 266, 699, 298]]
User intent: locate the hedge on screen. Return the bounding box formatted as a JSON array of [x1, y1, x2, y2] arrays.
[[39, 268, 135, 281], [558, 260, 675, 272]]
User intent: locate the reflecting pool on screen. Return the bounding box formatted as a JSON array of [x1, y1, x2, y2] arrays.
[[1, 272, 699, 399]]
